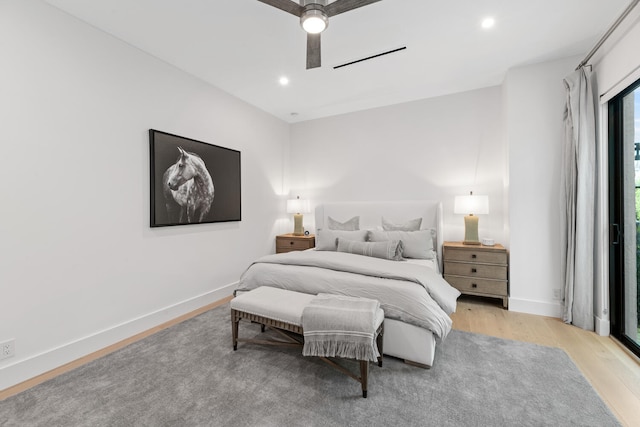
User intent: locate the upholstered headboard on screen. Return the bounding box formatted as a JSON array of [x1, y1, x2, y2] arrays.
[[315, 200, 444, 270]]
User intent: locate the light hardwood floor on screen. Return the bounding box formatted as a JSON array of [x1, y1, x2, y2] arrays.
[[452, 296, 640, 427]]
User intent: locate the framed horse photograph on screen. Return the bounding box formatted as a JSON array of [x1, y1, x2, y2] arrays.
[[149, 129, 241, 227]]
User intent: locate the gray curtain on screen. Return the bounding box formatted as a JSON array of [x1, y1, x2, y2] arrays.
[[560, 67, 597, 330]]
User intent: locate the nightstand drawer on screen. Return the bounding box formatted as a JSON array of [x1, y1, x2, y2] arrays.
[[444, 275, 508, 296], [444, 248, 507, 265], [275, 234, 315, 254], [277, 239, 312, 251], [444, 262, 507, 280]]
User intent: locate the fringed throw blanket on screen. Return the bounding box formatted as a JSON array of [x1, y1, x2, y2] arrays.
[[302, 294, 381, 362]]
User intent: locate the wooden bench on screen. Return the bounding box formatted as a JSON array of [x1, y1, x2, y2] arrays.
[[231, 286, 384, 398]]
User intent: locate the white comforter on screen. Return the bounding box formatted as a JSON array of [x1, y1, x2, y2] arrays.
[[236, 251, 461, 339]]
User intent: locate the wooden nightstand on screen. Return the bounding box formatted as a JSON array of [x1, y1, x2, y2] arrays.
[[276, 233, 315, 254], [443, 241, 509, 309]]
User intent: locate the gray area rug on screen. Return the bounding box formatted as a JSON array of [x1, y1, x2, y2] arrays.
[[0, 304, 619, 427]]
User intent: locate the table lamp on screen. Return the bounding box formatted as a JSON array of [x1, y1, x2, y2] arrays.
[[286, 196, 310, 236], [454, 192, 489, 245]]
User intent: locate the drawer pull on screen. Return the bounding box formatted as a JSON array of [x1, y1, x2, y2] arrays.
[[471, 254, 477, 259], [471, 268, 477, 273], [290, 241, 294, 245], [471, 283, 478, 288]]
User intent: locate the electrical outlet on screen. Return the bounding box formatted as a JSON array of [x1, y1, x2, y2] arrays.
[[0, 339, 15, 360], [552, 289, 561, 300]]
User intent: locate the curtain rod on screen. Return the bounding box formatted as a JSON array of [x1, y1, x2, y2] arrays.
[[576, 0, 640, 70]]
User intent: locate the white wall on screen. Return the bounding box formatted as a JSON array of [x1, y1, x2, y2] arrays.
[[593, 9, 640, 100], [504, 55, 582, 317], [0, 0, 289, 390], [290, 59, 577, 319], [289, 86, 506, 244]]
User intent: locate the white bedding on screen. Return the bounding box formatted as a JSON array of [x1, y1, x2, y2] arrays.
[[236, 250, 460, 339], [404, 257, 440, 273], [236, 200, 455, 367]]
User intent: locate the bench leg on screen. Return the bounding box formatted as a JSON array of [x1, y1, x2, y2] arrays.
[[377, 326, 384, 367], [360, 360, 369, 398], [231, 309, 239, 351]]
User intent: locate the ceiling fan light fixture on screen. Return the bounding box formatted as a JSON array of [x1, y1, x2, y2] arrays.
[[301, 9, 328, 34]]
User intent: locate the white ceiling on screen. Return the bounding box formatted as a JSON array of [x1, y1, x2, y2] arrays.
[[44, 0, 631, 123]]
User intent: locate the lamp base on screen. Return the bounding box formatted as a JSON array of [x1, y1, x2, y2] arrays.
[[462, 215, 481, 245], [293, 213, 304, 236]]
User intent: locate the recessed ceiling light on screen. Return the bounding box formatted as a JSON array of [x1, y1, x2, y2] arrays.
[[279, 76, 289, 86], [481, 17, 495, 29]]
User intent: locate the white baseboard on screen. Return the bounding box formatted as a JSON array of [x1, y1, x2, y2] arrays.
[[595, 316, 611, 336], [508, 297, 563, 318], [0, 283, 236, 391]]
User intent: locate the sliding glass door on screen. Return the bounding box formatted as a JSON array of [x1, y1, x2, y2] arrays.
[[609, 79, 640, 358]]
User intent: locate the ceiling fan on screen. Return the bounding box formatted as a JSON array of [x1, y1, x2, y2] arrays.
[[258, 0, 382, 69]]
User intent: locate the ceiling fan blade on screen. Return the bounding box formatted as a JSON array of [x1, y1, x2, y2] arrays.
[[306, 33, 321, 69], [325, 0, 382, 17], [257, 0, 303, 17]]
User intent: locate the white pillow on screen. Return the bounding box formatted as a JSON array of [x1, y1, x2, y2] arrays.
[[328, 215, 360, 231], [337, 238, 403, 261], [381, 216, 422, 231], [367, 229, 435, 259], [316, 229, 368, 251]]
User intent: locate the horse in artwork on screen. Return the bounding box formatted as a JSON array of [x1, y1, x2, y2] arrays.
[[163, 147, 215, 223]]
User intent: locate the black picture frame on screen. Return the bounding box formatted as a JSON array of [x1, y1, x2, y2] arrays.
[[149, 129, 241, 227]]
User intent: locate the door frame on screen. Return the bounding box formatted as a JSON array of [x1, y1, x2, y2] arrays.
[[607, 78, 640, 358]]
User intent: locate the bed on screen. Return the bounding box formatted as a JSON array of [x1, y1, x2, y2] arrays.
[[236, 200, 460, 368]]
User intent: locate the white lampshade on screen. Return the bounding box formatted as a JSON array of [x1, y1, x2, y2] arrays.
[[454, 193, 489, 215], [286, 197, 310, 214]]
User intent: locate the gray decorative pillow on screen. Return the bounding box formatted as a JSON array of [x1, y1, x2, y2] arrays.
[[316, 229, 368, 251], [367, 229, 435, 259], [382, 216, 422, 231], [328, 216, 360, 231], [337, 238, 403, 261]]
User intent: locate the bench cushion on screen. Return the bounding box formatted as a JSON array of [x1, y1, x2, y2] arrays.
[[232, 286, 384, 329], [231, 286, 316, 326]]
